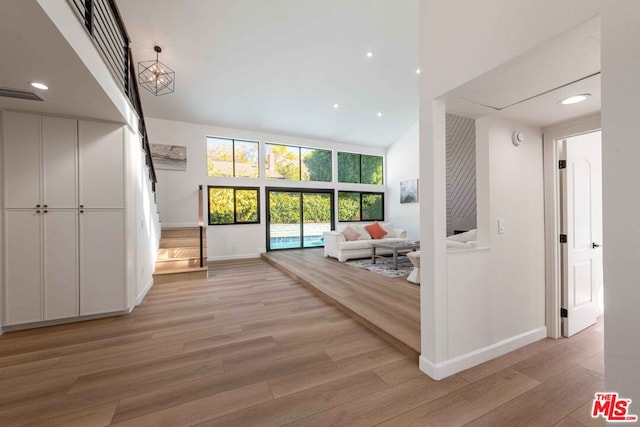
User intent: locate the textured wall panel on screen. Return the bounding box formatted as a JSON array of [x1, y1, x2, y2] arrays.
[[446, 114, 476, 236]]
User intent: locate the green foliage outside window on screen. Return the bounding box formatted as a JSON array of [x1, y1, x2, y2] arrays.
[[337, 152, 360, 183], [207, 137, 259, 178], [302, 148, 332, 182], [337, 152, 383, 185], [268, 192, 301, 224], [362, 193, 384, 220], [338, 192, 361, 221], [266, 144, 332, 182], [302, 193, 331, 223], [338, 191, 384, 222], [208, 186, 259, 225]]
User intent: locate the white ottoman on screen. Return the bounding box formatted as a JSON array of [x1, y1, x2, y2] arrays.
[[406, 251, 420, 284]]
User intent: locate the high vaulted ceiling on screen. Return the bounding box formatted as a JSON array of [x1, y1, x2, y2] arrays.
[[117, 0, 419, 148]]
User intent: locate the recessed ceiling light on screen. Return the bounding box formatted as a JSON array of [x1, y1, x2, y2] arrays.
[[30, 82, 49, 90], [333, 103, 339, 109], [415, 68, 421, 75], [366, 51, 374, 58], [377, 112, 383, 117], [559, 94, 591, 105]]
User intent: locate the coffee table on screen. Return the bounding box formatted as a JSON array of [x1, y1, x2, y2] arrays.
[[371, 241, 420, 270]]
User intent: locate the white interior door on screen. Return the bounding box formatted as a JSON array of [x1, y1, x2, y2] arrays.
[[561, 131, 603, 337]]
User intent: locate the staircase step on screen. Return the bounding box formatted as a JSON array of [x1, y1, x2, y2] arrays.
[[154, 258, 203, 272], [161, 227, 204, 238], [153, 266, 208, 284], [157, 247, 202, 259], [159, 236, 206, 248]]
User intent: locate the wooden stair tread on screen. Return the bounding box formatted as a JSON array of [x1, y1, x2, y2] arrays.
[[156, 257, 202, 263], [153, 266, 208, 275]]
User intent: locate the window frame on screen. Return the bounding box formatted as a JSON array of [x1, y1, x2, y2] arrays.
[[207, 185, 261, 226], [265, 142, 332, 182], [207, 136, 260, 178], [337, 191, 385, 222], [337, 151, 384, 185]]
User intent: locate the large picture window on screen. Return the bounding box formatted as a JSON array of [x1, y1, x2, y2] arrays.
[[207, 137, 259, 178], [208, 186, 260, 225], [338, 191, 384, 222], [265, 143, 332, 182], [337, 152, 383, 185]]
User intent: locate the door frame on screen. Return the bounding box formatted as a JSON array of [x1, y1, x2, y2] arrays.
[[543, 114, 601, 338], [265, 187, 335, 251]]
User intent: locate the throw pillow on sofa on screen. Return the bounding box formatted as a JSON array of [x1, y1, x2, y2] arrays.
[[340, 225, 361, 241], [365, 221, 388, 239]]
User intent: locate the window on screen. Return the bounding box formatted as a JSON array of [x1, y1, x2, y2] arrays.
[[338, 191, 384, 222], [337, 152, 383, 184], [265, 143, 332, 181], [208, 186, 260, 225], [207, 137, 259, 178]]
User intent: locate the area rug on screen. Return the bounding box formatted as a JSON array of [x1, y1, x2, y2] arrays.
[[346, 256, 413, 278]]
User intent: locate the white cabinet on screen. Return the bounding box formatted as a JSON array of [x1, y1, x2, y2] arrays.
[[5, 210, 42, 325], [3, 112, 41, 209], [79, 121, 124, 209], [2, 112, 127, 326], [42, 117, 78, 209], [80, 210, 125, 315], [44, 210, 79, 320]]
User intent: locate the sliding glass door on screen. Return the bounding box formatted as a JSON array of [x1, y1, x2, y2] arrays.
[[266, 188, 334, 251]]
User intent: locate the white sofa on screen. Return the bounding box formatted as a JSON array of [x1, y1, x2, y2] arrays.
[[323, 222, 408, 262]]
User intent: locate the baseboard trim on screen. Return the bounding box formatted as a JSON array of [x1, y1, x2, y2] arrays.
[[1, 310, 131, 333], [419, 326, 548, 380], [136, 279, 154, 305], [161, 222, 199, 228]]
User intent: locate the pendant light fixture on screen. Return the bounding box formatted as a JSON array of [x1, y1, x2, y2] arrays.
[[138, 46, 175, 96]]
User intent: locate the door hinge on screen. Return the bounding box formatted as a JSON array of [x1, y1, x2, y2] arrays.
[[559, 160, 567, 169], [560, 234, 567, 243], [560, 308, 568, 318]]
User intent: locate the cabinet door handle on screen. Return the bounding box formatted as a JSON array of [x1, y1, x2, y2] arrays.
[[43, 204, 48, 208], [80, 210, 84, 214], [36, 210, 41, 214], [43, 210, 48, 214], [79, 205, 84, 208], [36, 204, 40, 208]]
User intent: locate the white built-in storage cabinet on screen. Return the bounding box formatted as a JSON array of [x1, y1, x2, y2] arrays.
[[2, 111, 127, 326]]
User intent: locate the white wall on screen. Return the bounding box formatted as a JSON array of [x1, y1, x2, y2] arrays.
[[602, 1, 640, 404], [386, 122, 420, 240], [418, 0, 604, 377], [145, 117, 386, 260]]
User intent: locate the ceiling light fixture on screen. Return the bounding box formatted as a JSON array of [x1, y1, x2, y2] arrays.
[[415, 68, 421, 75], [366, 51, 374, 58], [333, 103, 340, 109], [377, 112, 383, 117], [30, 82, 49, 90], [559, 94, 591, 105], [138, 46, 175, 96]]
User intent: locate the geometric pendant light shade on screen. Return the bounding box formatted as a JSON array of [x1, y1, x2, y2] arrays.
[[138, 46, 175, 96]]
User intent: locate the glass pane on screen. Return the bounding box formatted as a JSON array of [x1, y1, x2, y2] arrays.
[[303, 193, 331, 247], [269, 191, 301, 249], [265, 144, 300, 180], [338, 192, 361, 221], [362, 193, 384, 220], [361, 155, 383, 185], [208, 187, 234, 224], [235, 189, 259, 223], [301, 148, 332, 182], [234, 140, 259, 178], [337, 152, 360, 183], [207, 137, 234, 177]]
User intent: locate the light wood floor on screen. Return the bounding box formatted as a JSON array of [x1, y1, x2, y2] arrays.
[[263, 248, 420, 356], [0, 258, 603, 426]]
